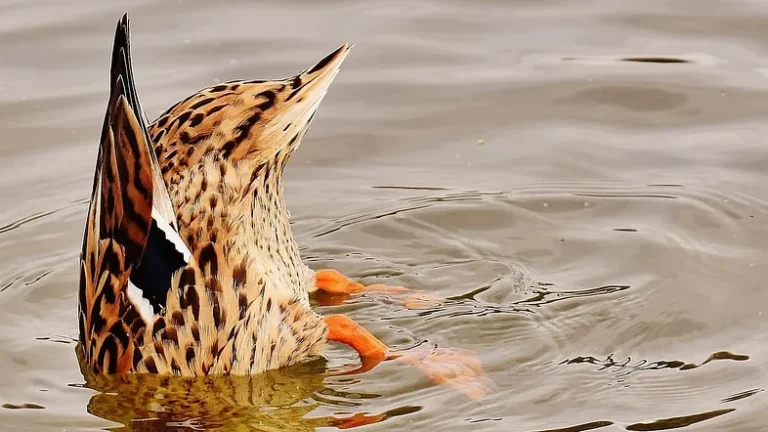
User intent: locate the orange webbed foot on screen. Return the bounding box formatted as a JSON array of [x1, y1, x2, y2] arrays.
[[315, 269, 444, 309], [391, 347, 494, 399], [315, 269, 365, 295], [324, 314, 493, 399], [366, 284, 444, 310]]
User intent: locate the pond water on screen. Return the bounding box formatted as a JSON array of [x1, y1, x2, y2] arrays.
[[1, 1, 768, 430]]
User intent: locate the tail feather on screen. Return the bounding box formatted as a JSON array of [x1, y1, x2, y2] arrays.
[[79, 12, 191, 372], [145, 43, 352, 188]]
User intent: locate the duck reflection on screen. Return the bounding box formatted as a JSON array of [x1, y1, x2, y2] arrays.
[[77, 345, 418, 431]]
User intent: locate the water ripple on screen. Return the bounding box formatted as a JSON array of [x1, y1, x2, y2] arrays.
[[0, 199, 86, 235], [721, 388, 764, 404], [532, 420, 614, 432], [625, 408, 735, 431], [560, 351, 750, 377], [382, 283, 631, 321]]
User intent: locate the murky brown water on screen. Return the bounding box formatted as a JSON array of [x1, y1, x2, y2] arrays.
[[2, 1, 768, 430]]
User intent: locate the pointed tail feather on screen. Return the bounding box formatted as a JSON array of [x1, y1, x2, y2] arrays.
[[79, 13, 191, 369], [263, 44, 351, 153]]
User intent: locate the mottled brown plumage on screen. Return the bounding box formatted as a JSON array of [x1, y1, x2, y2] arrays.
[[79, 13, 493, 401], [79, 13, 345, 376]]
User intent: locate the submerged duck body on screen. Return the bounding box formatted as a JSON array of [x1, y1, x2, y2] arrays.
[[78, 12, 491, 399]]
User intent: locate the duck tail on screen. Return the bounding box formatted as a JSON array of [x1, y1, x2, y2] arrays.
[[79, 13, 190, 373]]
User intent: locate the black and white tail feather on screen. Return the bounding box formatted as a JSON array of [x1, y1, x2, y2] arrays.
[[80, 12, 191, 325]]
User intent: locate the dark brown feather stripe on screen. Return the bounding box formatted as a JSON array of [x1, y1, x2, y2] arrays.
[[80, 14, 161, 374], [110, 97, 153, 263]]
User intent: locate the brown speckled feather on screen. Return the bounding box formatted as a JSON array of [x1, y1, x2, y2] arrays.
[[147, 42, 349, 302], [148, 50, 347, 188], [78, 14, 157, 374], [79, 13, 348, 376]]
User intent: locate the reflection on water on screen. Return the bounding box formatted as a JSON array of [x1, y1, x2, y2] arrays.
[[2, 0, 768, 430], [76, 347, 419, 431]]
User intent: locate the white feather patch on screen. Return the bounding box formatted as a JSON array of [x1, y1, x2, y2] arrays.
[[151, 208, 191, 262], [127, 280, 155, 322]]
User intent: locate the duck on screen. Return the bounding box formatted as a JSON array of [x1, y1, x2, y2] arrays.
[[78, 12, 491, 398]]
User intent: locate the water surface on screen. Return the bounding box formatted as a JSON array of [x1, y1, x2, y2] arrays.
[[1, 1, 768, 430]]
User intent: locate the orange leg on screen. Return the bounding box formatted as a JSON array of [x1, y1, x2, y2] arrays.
[[323, 314, 493, 399], [324, 315, 388, 360], [315, 269, 443, 309]]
